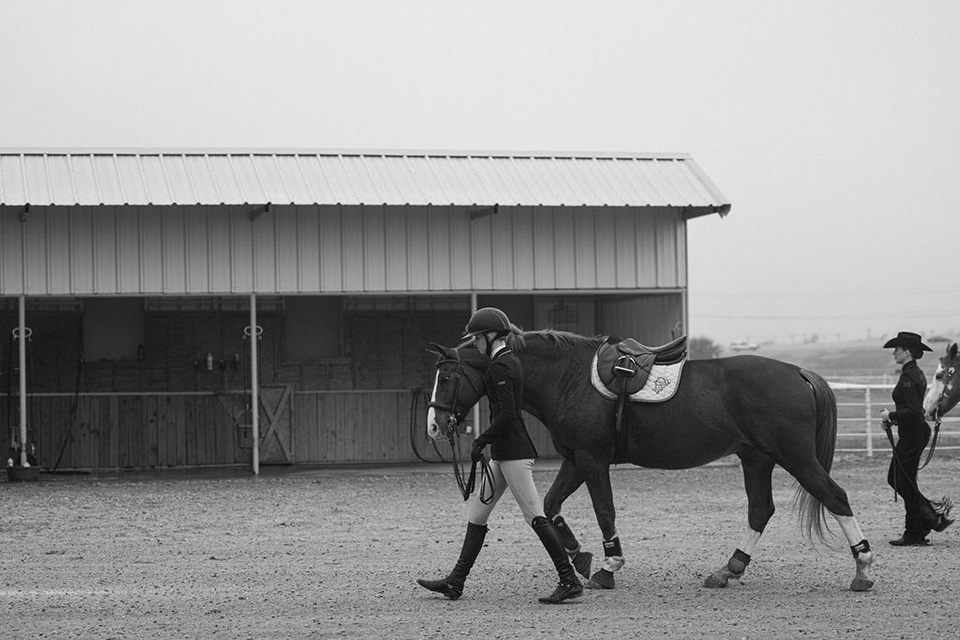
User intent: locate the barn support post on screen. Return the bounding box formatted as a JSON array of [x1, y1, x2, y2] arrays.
[[470, 292, 480, 437], [250, 293, 260, 475], [18, 295, 28, 467]]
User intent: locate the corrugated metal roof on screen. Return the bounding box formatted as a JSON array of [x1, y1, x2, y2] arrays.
[[0, 149, 730, 216]]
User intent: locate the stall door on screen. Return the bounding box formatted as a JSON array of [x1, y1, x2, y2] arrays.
[[259, 384, 294, 464]]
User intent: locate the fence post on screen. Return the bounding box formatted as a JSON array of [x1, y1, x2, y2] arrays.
[[864, 387, 873, 457]]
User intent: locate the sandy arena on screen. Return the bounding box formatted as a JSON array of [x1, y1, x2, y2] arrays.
[[2, 455, 958, 639]]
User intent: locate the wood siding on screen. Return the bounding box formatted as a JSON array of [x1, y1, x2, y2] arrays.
[[1, 205, 686, 296]]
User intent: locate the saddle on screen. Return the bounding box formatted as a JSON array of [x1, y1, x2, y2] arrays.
[[594, 335, 688, 396], [591, 334, 688, 432]]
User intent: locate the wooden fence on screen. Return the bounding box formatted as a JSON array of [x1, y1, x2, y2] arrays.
[[5, 382, 953, 471]]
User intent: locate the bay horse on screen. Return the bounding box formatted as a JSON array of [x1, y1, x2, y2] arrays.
[[426, 330, 874, 592]]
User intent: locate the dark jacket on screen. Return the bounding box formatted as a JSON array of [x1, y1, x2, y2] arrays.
[[473, 348, 538, 461], [889, 360, 928, 430]]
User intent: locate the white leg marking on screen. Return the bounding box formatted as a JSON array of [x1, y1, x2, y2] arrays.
[[833, 514, 865, 546]]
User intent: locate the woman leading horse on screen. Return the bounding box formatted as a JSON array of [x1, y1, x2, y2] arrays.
[[425, 324, 875, 593], [418, 308, 583, 604]]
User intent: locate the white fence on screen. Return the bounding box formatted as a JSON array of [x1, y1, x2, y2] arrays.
[[828, 382, 960, 456]]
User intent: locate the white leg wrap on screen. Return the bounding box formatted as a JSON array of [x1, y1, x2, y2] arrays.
[[736, 528, 763, 557], [600, 556, 625, 573]]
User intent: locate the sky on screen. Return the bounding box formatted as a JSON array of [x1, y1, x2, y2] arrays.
[[2, 0, 958, 346]]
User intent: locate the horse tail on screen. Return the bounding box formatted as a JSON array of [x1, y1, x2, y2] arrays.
[[794, 369, 837, 543]]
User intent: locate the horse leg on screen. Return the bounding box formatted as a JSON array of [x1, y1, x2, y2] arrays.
[[574, 451, 622, 590], [785, 462, 874, 592], [543, 457, 593, 579], [705, 450, 776, 588]]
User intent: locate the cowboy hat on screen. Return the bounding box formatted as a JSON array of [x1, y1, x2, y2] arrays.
[[882, 331, 932, 351]]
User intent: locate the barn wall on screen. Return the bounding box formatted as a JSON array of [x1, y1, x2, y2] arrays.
[[1, 205, 687, 296]]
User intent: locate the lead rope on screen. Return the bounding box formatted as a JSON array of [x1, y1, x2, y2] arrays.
[[448, 424, 495, 504]]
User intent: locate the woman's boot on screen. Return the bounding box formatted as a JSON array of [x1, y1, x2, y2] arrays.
[[417, 522, 487, 600], [531, 516, 583, 604]]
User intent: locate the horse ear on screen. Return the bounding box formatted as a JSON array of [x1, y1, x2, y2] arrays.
[[426, 342, 446, 357], [950, 342, 958, 359]]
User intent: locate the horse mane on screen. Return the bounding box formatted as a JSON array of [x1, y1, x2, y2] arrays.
[[515, 329, 604, 353]]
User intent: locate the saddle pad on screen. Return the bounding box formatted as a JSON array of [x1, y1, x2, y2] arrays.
[[591, 353, 685, 403]]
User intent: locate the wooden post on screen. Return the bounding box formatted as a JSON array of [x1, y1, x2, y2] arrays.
[[250, 294, 260, 475]]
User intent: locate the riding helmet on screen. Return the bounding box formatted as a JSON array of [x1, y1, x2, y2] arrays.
[[462, 307, 511, 340]]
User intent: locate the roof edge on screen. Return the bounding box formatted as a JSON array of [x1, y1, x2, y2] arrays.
[[0, 147, 695, 161]]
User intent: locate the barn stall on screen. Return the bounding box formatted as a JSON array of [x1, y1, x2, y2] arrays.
[[0, 150, 730, 473]]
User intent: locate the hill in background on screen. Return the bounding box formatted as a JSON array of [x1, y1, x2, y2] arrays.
[[729, 338, 956, 380]]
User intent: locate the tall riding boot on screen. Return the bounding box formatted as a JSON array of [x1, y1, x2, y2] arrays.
[[531, 516, 583, 604], [417, 522, 487, 600]]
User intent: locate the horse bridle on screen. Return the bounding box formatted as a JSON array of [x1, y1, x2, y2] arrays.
[[429, 349, 494, 502], [923, 363, 956, 469], [428, 349, 485, 436]]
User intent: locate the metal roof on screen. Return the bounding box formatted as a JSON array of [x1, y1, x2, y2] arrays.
[[0, 149, 730, 216]]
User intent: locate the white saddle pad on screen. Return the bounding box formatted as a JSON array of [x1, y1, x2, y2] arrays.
[[590, 354, 685, 403]]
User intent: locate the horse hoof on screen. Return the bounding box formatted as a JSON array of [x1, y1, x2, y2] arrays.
[[585, 569, 615, 589], [703, 573, 729, 588], [850, 577, 874, 592], [572, 551, 593, 579]]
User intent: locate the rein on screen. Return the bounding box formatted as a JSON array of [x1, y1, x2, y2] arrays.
[[429, 349, 495, 503]]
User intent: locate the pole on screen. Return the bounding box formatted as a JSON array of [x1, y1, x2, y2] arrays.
[[470, 292, 479, 436], [250, 293, 260, 475], [18, 295, 27, 467], [864, 387, 873, 457]]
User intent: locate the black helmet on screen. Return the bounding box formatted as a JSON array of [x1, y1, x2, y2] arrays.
[[462, 307, 511, 340]]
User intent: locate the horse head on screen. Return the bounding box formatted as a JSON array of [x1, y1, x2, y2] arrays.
[[924, 342, 960, 421], [425, 342, 488, 441]]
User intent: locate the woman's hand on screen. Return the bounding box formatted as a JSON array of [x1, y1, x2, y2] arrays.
[[880, 408, 891, 427], [471, 442, 485, 462]]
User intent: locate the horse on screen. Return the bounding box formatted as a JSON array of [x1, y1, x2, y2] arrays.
[[924, 342, 960, 421], [426, 330, 874, 592]]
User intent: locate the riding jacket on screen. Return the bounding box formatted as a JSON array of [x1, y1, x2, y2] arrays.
[[473, 348, 538, 461], [888, 360, 929, 432]]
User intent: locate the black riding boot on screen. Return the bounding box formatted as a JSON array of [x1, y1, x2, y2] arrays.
[[417, 522, 487, 600], [531, 516, 583, 604]]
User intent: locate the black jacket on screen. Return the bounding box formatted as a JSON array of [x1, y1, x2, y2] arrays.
[[473, 348, 538, 461], [889, 360, 928, 430]]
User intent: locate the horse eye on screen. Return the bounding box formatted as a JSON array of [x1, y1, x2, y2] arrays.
[[440, 374, 451, 383]]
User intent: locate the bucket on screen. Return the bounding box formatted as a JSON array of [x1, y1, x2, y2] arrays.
[[6, 466, 41, 482]]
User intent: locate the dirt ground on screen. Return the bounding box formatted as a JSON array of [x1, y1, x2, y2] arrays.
[[1, 455, 958, 639]]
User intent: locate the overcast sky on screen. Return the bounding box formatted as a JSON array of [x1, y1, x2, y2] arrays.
[[2, 1, 958, 346]]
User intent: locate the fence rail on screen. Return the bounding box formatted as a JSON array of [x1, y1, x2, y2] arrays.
[[828, 381, 960, 456]]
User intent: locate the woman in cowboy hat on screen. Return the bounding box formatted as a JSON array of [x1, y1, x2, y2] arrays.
[[417, 307, 583, 604], [880, 331, 953, 546]]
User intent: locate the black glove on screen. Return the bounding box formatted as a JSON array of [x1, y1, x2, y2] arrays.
[[470, 442, 485, 463]]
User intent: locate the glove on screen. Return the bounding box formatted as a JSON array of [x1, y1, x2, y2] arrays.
[[880, 409, 891, 428], [470, 442, 485, 463]]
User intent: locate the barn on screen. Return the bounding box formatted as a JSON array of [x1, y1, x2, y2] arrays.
[[0, 150, 730, 473]]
